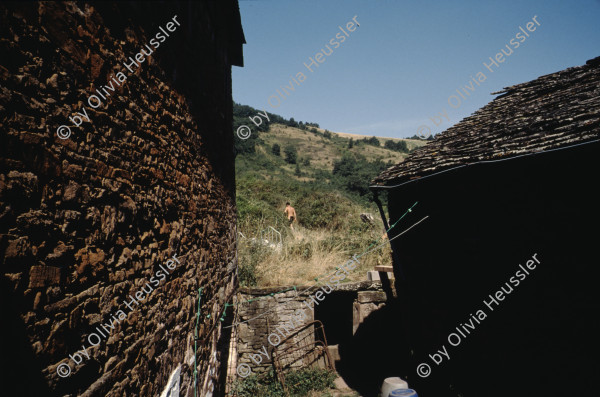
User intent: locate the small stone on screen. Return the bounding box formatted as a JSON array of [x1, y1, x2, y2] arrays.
[[46, 74, 58, 88], [33, 291, 43, 310]]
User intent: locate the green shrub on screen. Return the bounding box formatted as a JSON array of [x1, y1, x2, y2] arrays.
[[285, 368, 337, 395], [238, 260, 257, 287], [356, 136, 380, 147], [284, 145, 298, 164], [232, 368, 336, 397], [238, 243, 270, 287], [295, 193, 346, 230], [384, 139, 408, 152], [272, 143, 281, 156], [332, 153, 388, 198]]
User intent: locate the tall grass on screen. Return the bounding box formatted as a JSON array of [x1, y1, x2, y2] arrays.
[[237, 200, 392, 287], [235, 123, 399, 288]]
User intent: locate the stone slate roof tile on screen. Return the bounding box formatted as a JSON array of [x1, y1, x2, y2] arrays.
[[372, 56, 600, 187]]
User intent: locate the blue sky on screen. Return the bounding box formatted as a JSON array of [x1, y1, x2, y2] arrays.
[[233, 0, 600, 138]]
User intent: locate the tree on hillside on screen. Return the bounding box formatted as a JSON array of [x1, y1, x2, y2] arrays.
[[348, 138, 354, 148], [233, 116, 259, 156], [333, 153, 388, 197], [272, 143, 281, 156], [294, 164, 301, 176], [366, 136, 380, 146], [356, 136, 380, 147], [332, 154, 357, 178], [384, 140, 408, 152], [233, 102, 324, 133], [284, 145, 297, 164]]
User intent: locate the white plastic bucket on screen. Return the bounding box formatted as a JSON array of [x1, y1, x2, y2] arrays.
[[381, 377, 408, 397]]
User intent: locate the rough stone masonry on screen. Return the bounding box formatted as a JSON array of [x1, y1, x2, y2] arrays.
[[0, 1, 244, 396]]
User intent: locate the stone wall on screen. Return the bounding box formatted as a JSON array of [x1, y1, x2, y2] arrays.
[[0, 1, 243, 396], [235, 282, 385, 376], [235, 287, 316, 375], [353, 291, 387, 335]]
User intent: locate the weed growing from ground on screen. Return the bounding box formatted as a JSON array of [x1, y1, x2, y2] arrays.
[[231, 368, 336, 397]]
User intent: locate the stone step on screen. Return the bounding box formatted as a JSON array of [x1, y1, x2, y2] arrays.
[[367, 270, 393, 281], [328, 344, 341, 362]]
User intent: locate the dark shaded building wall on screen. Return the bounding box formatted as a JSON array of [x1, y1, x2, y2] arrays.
[[0, 1, 242, 396], [381, 141, 599, 397]]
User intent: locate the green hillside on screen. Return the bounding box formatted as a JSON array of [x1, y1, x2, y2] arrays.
[[234, 103, 427, 287]]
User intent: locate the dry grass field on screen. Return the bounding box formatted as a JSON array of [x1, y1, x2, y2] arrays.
[[236, 122, 425, 287], [260, 124, 426, 174], [238, 223, 392, 287]]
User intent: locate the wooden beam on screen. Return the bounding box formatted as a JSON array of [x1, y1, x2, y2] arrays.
[[374, 265, 394, 272]]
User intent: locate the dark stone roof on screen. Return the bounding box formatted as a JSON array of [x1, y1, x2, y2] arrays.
[[372, 57, 600, 187]]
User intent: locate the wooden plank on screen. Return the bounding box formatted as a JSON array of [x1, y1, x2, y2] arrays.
[[374, 265, 393, 272]]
